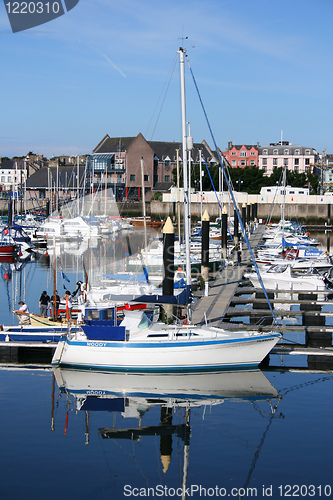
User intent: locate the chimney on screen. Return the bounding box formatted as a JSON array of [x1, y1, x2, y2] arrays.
[[227, 141, 232, 151]]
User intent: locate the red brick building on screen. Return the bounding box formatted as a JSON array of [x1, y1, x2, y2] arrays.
[[223, 142, 259, 168], [92, 133, 217, 200]]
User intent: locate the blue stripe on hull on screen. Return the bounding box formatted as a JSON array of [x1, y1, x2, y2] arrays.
[[66, 334, 279, 349], [56, 362, 259, 373]]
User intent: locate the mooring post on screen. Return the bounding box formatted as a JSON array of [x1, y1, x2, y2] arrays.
[[222, 205, 228, 260], [242, 203, 246, 234], [162, 216, 174, 320], [234, 207, 239, 245], [201, 209, 210, 296]]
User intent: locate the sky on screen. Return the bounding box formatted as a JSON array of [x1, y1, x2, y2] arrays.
[[0, 0, 332, 159]]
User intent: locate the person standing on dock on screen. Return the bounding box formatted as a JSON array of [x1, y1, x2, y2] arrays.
[[49, 290, 60, 320], [39, 290, 50, 317], [64, 290, 72, 320]]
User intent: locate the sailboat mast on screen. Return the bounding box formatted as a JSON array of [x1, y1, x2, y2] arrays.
[[282, 164, 286, 250], [179, 47, 191, 291]]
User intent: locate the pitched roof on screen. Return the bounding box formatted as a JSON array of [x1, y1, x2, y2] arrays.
[[26, 166, 86, 189], [152, 181, 173, 191], [93, 133, 218, 163], [93, 135, 136, 153]]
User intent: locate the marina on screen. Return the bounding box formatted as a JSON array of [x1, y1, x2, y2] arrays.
[[0, 217, 332, 498]]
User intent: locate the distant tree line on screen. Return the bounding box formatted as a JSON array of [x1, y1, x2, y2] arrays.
[[173, 164, 319, 195]]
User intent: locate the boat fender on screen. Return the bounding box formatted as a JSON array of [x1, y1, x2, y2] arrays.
[[0, 324, 2, 331]]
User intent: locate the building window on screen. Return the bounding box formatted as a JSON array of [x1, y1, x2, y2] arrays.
[[284, 149, 289, 155], [130, 174, 136, 182], [263, 149, 268, 155], [250, 160, 255, 166], [165, 175, 170, 182], [144, 175, 149, 182], [294, 165, 299, 173], [231, 151, 236, 156], [305, 158, 310, 165], [262, 158, 267, 166], [284, 158, 289, 166], [294, 158, 299, 166], [305, 149, 311, 155], [240, 151, 247, 157], [1, 176, 4, 183], [294, 149, 300, 155], [273, 149, 278, 155], [240, 160, 246, 166], [273, 158, 278, 166], [231, 160, 236, 166], [250, 152, 255, 156]]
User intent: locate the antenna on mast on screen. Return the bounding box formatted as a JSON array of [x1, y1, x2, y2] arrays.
[[178, 36, 188, 50]]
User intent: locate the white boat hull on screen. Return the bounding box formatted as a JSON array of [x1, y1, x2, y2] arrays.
[[52, 331, 279, 372]]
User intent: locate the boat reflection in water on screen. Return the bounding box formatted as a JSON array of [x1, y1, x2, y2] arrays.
[[53, 368, 280, 490]]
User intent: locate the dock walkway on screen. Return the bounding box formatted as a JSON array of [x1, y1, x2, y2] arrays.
[[192, 224, 265, 326]]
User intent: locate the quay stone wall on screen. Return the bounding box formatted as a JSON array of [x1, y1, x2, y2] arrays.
[[150, 196, 332, 223]]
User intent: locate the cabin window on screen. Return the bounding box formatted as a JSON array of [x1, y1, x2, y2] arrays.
[[130, 175, 136, 182], [138, 313, 152, 330], [299, 191, 304, 194]]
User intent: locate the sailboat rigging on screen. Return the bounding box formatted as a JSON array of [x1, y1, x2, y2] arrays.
[[51, 47, 280, 373]]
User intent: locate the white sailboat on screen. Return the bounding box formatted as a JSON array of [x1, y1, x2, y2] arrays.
[[51, 47, 280, 373]]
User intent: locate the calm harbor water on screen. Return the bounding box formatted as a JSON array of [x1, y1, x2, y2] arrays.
[[0, 229, 332, 499], [0, 367, 332, 499]]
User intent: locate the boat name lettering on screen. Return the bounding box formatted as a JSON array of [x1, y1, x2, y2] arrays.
[[87, 390, 106, 396], [87, 341, 107, 347]]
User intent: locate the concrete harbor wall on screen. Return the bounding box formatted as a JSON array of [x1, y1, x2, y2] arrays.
[[151, 191, 333, 223]]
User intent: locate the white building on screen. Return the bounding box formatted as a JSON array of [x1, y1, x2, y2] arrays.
[[0, 159, 27, 193], [258, 142, 318, 176]]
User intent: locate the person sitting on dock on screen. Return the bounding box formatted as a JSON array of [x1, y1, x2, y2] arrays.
[[14, 301, 31, 325], [39, 290, 50, 317]]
